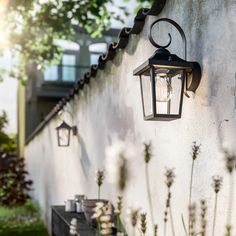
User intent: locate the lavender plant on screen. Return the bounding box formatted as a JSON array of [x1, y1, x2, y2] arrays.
[[143, 142, 154, 228], [140, 213, 147, 236], [127, 207, 140, 236], [189, 142, 201, 204], [96, 169, 105, 199], [224, 150, 236, 236], [115, 195, 123, 233], [105, 141, 136, 235], [118, 155, 128, 192], [154, 224, 158, 236], [200, 199, 207, 236], [188, 203, 196, 236], [102, 141, 236, 236], [188, 142, 201, 234], [211, 175, 223, 236], [163, 168, 176, 236]]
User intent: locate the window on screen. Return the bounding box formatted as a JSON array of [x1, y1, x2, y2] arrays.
[[43, 53, 78, 82], [44, 65, 58, 81], [90, 54, 100, 65], [43, 40, 80, 82], [62, 54, 76, 81], [89, 43, 107, 65]]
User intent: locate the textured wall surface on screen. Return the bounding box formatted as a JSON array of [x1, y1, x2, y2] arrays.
[[25, 0, 236, 235]]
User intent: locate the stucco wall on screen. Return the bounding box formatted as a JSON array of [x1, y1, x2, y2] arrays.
[[25, 0, 236, 235]]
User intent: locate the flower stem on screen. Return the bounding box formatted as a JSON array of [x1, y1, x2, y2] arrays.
[[132, 226, 136, 236], [212, 193, 218, 236], [116, 214, 121, 232], [97, 222, 101, 236], [181, 214, 188, 236], [169, 206, 176, 236], [98, 186, 100, 200], [163, 188, 170, 236], [145, 163, 154, 228], [164, 221, 167, 236], [226, 174, 234, 233], [188, 159, 195, 235]]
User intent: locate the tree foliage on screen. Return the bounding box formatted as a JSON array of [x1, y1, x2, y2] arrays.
[[0, 111, 16, 154], [0, 0, 151, 83], [124, 0, 153, 12]]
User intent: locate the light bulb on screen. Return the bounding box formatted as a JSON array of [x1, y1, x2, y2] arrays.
[[155, 70, 172, 102]]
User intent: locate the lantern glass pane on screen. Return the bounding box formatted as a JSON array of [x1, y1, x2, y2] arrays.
[[58, 127, 70, 146], [155, 68, 184, 115], [140, 73, 153, 117]]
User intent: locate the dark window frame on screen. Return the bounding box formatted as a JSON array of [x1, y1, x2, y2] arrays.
[[44, 50, 80, 82]]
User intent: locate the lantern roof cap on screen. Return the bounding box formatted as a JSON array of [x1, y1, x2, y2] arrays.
[[133, 48, 197, 76], [56, 121, 72, 130]]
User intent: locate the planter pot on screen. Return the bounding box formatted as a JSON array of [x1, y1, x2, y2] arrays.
[[64, 199, 76, 212], [82, 199, 108, 227]]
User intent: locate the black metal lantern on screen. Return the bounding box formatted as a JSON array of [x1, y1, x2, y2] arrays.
[[56, 121, 77, 147], [133, 18, 202, 121]]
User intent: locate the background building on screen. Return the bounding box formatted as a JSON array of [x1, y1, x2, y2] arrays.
[[17, 27, 120, 157]]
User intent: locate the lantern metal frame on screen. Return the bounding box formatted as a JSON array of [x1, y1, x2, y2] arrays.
[[133, 18, 202, 121], [56, 121, 77, 147]]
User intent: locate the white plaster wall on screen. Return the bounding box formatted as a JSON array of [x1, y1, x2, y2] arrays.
[[25, 0, 236, 235]]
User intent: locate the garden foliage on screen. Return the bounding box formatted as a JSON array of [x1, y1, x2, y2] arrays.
[[0, 200, 49, 236], [0, 111, 32, 206], [0, 152, 33, 206], [0, 0, 152, 83], [0, 111, 16, 153]]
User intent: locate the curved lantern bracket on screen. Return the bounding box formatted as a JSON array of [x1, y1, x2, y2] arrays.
[[57, 109, 77, 136], [149, 18, 187, 60], [148, 18, 201, 94], [133, 17, 202, 121]]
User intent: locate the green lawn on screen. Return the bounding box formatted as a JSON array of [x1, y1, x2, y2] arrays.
[[0, 200, 49, 236]]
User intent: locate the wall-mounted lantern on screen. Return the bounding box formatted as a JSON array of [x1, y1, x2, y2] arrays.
[[133, 18, 202, 121], [56, 121, 77, 147]]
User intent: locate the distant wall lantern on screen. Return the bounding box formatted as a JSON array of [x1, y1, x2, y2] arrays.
[[56, 121, 77, 147], [133, 18, 202, 121]]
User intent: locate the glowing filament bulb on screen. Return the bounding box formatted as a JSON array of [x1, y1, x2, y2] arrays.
[[155, 69, 172, 102]]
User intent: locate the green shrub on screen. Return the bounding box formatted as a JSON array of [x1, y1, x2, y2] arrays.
[[0, 220, 49, 236], [0, 200, 38, 219], [0, 154, 33, 206]]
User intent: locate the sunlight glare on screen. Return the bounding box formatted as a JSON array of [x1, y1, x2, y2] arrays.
[[0, 0, 9, 49]]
